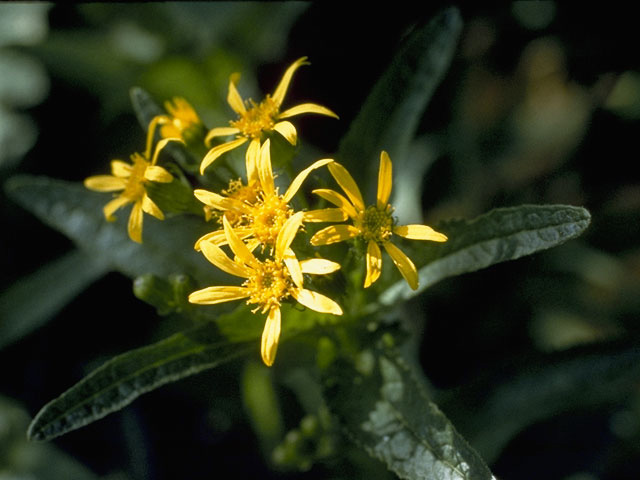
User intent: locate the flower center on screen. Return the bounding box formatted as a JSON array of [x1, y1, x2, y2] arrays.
[[230, 95, 279, 139], [214, 179, 262, 227], [161, 99, 203, 142], [356, 205, 394, 244], [122, 153, 149, 201], [249, 192, 294, 248], [244, 259, 293, 313]]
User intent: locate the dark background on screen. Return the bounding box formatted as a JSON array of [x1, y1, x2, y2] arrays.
[[2, 3, 640, 479]]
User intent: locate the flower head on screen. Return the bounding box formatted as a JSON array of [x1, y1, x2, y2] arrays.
[[188, 212, 343, 366], [146, 97, 205, 150], [84, 138, 176, 243], [199, 57, 338, 174], [194, 139, 339, 252], [310, 151, 448, 290]]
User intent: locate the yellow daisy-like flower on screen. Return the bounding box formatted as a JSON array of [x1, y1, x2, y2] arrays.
[[149, 97, 204, 144], [199, 57, 338, 174], [189, 212, 343, 366], [310, 151, 448, 290], [193, 139, 345, 251], [84, 138, 176, 243]]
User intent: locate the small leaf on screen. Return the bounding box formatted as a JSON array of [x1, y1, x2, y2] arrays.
[[338, 7, 462, 191], [130, 86, 164, 127], [0, 249, 109, 350], [380, 204, 591, 306], [4, 175, 223, 286], [27, 319, 256, 441], [322, 349, 495, 480]]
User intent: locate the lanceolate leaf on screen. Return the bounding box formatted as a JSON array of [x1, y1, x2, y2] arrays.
[[380, 204, 591, 306], [27, 319, 256, 441], [338, 7, 462, 190], [322, 349, 495, 480], [0, 249, 109, 350], [5, 175, 222, 286], [439, 341, 640, 464]]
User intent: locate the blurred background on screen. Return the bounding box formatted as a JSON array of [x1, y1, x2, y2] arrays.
[[2, 2, 640, 479]]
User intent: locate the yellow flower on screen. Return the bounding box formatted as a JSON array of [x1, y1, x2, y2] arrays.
[[149, 97, 204, 144], [188, 212, 343, 366], [310, 151, 448, 290], [84, 138, 176, 243], [193, 139, 344, 251], [199, 57, 338, 174]]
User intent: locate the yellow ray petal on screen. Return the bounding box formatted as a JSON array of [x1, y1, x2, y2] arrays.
[[261, 307, 281, 367], [223, 216, 260, 268], [151, 137, 182, 166], [245, 138, 261, 184], [188, 286, 250, 305], [194, 227, 253, 251], [195, 230, 226, 250], [283, 158, 333, 203], [279, 103, 339, 120], [227, 73, 246, 115], [85, 175, 126, 192], [300, 258, 341, 275], [272, 57, 309, 107], [393, 224, 448, 242], [383, 241, 419, 290], [364, 240, 382, 288], [200, 241, 251, 278], [327, 162, 365, 211], [257, 139, 275, 196], [205, 127, 240, 146], [200, 137, 248, 175], [144, 165, 173, 183], [141, 193, 164, 220], [311, 188, 358, 219], [303, 208, 348, 223], [273, 121, 297, 145], [283, 249, 303, 289], [275, 211, 303, 261], [292, 288, 343, 315], [128, 201, 144, 243], [110, 160, 132, 178], [193, 189, 248, 212], [377, 151, 393, 208], [144, 115, 165, 159], [310, 224, 360, 246], [103, 195, 130, 220]]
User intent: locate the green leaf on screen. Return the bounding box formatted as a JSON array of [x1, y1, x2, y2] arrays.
[[439, 341, 640, 464], [0, 250, 109, 350], [4, 175, 223, 286], [322, 349, 495, 480], [130, 85, 164, 128], [380, 204, 591, 306], [337, 7, 462, 190], [27, 319, 256, 441]]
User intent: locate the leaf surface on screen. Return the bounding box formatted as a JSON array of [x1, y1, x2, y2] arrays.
[[338, 7, 462, 191], [380, 204, 591, 305], [27, 319, 256, 441], [322, 349, 495, 480]]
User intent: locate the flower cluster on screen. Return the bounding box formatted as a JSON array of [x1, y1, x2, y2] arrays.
[[84, 57, 447, 366]]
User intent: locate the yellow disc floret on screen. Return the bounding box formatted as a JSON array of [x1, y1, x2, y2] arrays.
[[122, 153, 150, 201], [249, 192, 294, 248], [356, 205, 394, 244], [244, 258, 294, 314], [230, 96, 279, 139]]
